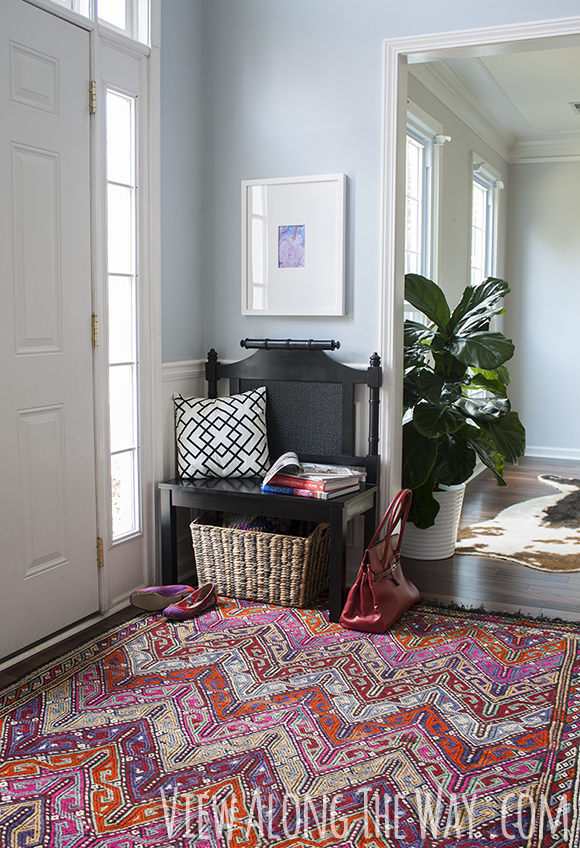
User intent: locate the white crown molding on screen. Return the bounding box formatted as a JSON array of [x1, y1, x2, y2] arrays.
[[161, 359, 205, 383], [510, 133, 580, 162], [409, 62, 513, 162], [394, 17, 580, 62]]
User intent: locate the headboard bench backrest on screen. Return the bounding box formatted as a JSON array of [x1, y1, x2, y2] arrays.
[[205, 339, 381, 485]]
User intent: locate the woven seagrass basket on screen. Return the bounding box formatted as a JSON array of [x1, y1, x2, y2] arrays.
[[190, 512, 330, 607]]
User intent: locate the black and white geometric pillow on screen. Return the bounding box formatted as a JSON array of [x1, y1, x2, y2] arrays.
[[174, 386, 270, 478]]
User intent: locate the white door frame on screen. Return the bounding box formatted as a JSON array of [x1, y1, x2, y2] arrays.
[[378, 15, 580, 513]]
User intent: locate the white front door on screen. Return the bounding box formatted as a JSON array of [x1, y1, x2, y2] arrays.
[[0, 0, 98, 658]]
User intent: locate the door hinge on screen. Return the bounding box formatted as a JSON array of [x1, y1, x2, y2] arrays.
[[91, 314, 99, 346], [97, 537, 104, 569], [89, 80, 97, 114]]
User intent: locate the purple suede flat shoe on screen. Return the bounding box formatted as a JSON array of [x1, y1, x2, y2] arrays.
[[130, 584, 195, 611], [163, 583, 217, 621]]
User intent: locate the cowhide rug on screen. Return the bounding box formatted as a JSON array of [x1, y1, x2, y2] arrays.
[[455, 474, 580, 572]]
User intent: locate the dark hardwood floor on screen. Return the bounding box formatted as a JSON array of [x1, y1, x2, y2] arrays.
[[402, 456, 580, 621], [2, 456, 578, 688], [0, 605, 140, 690]]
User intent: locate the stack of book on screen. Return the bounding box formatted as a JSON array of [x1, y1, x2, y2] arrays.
[[261, 451, 365, 500]]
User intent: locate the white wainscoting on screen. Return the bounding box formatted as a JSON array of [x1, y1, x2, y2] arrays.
[[161, 359, 205, 480]]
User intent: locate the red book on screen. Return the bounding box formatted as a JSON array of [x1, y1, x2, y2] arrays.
[[263, 452, 366, 492], [267, 473, 358, 492], [261, 483, 361, 499]]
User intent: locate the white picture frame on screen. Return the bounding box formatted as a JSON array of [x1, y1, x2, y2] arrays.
[[241, 173, 346, 316]]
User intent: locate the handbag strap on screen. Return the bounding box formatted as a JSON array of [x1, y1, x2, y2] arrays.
[[367, 489, 412, 565]]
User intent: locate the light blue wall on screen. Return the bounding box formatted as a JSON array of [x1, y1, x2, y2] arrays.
[[160, 0, 205, 362], [160, 0, 579, 363], [505, 161, 580, 457]]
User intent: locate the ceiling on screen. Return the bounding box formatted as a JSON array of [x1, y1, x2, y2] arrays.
[[410, 45, 580, 161]]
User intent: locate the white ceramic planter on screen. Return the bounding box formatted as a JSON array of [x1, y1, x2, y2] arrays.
[[401, 484, 466, 560]]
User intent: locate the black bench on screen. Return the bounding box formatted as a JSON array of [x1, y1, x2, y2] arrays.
[[158, 338, 381, 622]]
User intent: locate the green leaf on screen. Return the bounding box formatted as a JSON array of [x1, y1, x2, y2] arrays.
[[415, 369, 462, 406], [413, 403, 465, 438], [402, 421, 437, 490], [404, 344, 429, 370], [456, 395, 511, 422], [461, 425, 506, 485], [403, 368, 424, 409], [494, 364, 511, 385], [432, 351, 468, 382], [470, 364, 511, 387], [404, 320, 434, 346], [465, 374, 507, 397], [478, 411, 526, 465], [449, 332, 515, 370], [432, 434, 477, 487], [448, 277, 510, 336], [405, 274, 451, 331], [408, 476, 440, 529]]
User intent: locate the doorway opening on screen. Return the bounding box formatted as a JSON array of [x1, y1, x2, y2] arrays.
[[379, 16, 580, 511]]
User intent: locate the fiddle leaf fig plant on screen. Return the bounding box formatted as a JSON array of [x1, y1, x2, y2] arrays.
[[403, 273, 526, 529]]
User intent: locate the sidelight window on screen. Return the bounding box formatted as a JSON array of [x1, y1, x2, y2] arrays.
[[106, 89, 140, 540]]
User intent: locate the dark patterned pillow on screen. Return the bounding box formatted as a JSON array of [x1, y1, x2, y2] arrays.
[[174, 387, 269, 478]]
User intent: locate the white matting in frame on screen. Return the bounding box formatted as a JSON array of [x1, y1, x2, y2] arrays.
[[241, 173, 346, 316]]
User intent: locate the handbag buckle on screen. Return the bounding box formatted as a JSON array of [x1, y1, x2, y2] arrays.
[[372, 555, 400, 579]]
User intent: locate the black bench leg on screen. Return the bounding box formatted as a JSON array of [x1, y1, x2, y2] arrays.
[[364, 501, 377, 548], [159, 487, 178, 584], [328, 512, 348, 624]]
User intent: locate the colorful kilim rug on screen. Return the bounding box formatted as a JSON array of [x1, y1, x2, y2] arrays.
[[1, 600, 579, 847]]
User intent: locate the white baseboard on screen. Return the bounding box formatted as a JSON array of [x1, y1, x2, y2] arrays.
[[526, 446, 580, 461]]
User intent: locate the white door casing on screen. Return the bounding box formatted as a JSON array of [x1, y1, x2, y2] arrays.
[[0, 0, 98, 658], [379, 17, 580, 515]]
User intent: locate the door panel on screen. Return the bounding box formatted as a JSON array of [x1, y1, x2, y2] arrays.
[[0, 0, 98, 658]]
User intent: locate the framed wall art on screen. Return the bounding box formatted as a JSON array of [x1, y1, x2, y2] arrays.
[[241, 173, 346, 316]]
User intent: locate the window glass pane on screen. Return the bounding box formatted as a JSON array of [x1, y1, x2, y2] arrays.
[[111, 451, 137, 537], [109, 364, 136, 452], [98, 0, 126, 30], [106, 93, 133, 186], [405, 134, 424, 276], [108, 276, 134, 364], [107, 184, 134, 274], [106, 85, 139, 541], [471, 179, 488, 284]]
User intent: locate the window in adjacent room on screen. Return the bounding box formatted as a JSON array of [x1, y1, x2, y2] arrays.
[[470, 153, 504, 284], [404, 104, 447, 322]]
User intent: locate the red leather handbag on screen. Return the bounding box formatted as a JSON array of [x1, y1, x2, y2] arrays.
[[339, 489, 419, 633]]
